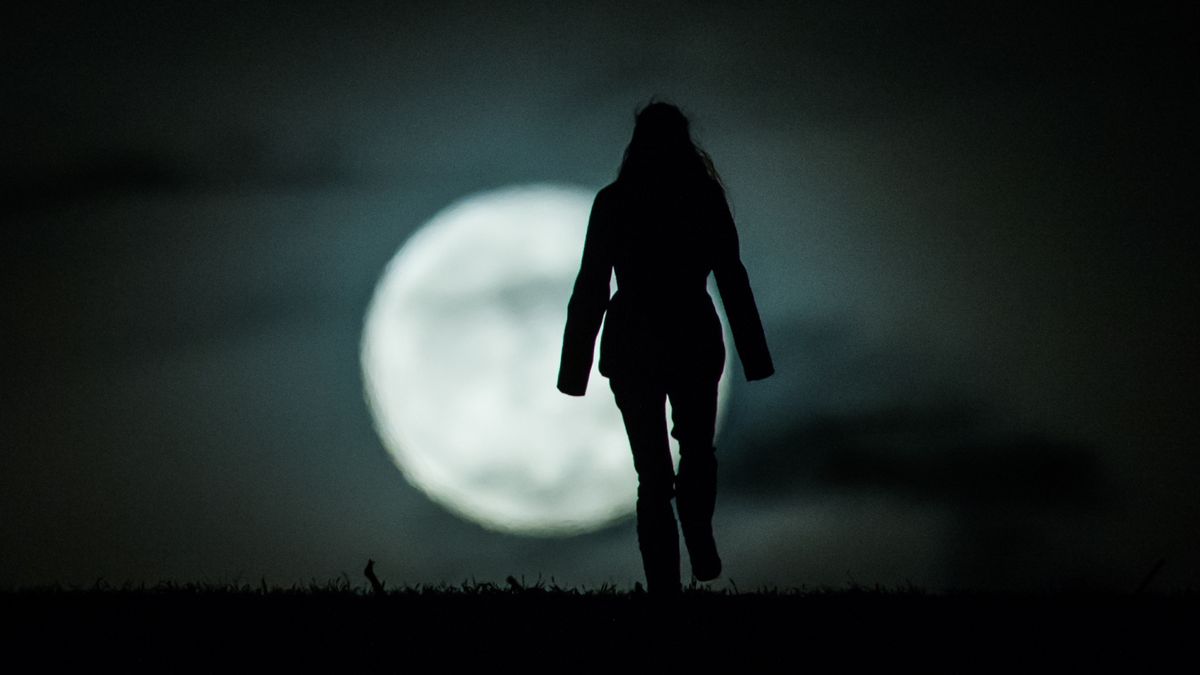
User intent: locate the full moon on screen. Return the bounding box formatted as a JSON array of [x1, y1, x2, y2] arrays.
[[361, 184, 732, 535]]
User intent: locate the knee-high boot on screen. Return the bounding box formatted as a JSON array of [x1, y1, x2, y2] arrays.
[[636, 490, 681, 595], [676, 448, 721, 581]]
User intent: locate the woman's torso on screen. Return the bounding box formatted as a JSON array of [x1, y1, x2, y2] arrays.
[[598, 179, 727, 380]]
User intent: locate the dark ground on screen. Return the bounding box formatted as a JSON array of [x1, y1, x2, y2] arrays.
[[2, 580, 1195, 669]]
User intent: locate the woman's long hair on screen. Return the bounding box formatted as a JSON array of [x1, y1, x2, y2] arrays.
[[616, 100, 725, 194]]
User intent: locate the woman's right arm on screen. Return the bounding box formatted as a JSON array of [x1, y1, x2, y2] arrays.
[[711, 188, 775, 381]]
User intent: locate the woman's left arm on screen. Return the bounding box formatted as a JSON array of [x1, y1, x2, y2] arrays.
[[557, 188, 614, 396]]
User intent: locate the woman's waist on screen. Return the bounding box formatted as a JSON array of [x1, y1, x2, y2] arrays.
[[607, 290, 719, 324], [610, 286, 714, 305]]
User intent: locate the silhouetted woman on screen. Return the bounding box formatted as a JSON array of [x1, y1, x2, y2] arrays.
[[557, 101, 774, 594]]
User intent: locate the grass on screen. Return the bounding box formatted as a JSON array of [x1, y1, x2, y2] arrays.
[[2, 577, 1195, 667]]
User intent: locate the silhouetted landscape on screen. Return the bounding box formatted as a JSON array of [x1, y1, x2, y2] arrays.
[[4, 568, 1196, 667]]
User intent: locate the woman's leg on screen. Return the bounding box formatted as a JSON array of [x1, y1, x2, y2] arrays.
[[609, 376, 681, 595], [667, 374, 722, 581]]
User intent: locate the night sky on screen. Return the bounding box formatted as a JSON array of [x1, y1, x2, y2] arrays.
[[2, 1, 1196, 592]]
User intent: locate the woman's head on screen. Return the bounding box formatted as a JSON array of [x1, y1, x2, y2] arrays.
[[617, 100, 723, 191]]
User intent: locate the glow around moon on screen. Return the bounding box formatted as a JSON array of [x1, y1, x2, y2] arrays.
[[361, 184, 731, 536]]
